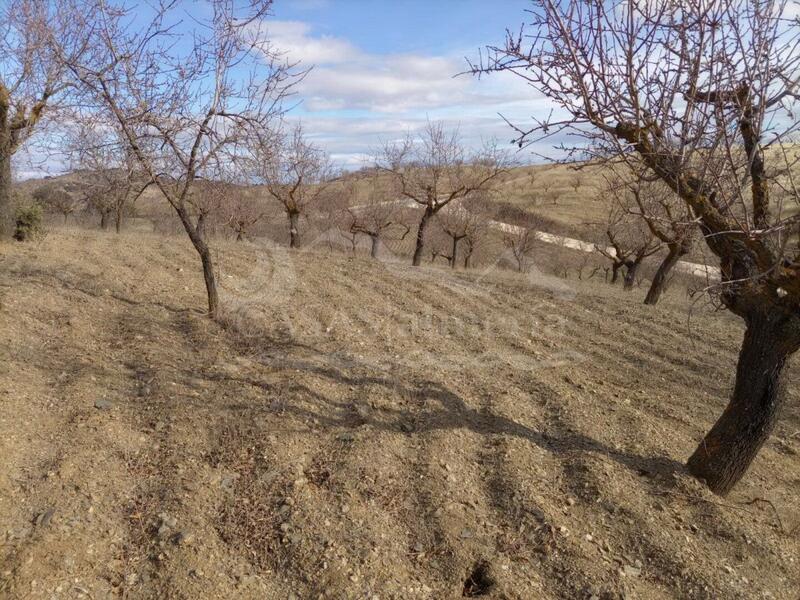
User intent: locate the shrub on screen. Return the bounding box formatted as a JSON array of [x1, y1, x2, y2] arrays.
[[13, 203, 44, 241]]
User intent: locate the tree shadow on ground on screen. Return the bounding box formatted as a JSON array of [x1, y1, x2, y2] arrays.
[[204, 330, 686, 490]]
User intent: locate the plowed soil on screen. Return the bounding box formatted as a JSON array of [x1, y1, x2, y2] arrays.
[[1, 230, 798, 599]]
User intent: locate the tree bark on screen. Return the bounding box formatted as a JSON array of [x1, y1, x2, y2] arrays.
[[450, 236, 459, 269], [611, 263, 621, 284], [115, 209, 122, 233], [412, 207, 433, 267], [623, 261, 640, 290], [288, 211, 299, 248], [0, 149, 13, 238], [199, 244, 220, 319], [100, 211, 109, 230], [369, 233, 379, 259], [175, 206, 220, 319], [687, 311, 799, 495], [644, 243, 686, 305]]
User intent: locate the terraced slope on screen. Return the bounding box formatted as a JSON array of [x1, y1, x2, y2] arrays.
[[0, 231, 798, 599]]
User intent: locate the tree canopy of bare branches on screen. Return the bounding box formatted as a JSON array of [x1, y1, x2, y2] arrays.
[[68, 123, 150, 232], [438, 197, 491, 269], [346, 175, 410, 259], [594, 173, 663, 290], [61, 0, 301, 318], [474, 0, 800, 494], [33, 181, 81, 224], [620, 166, 700, 304], [376, 122, 510, 266], [0, 0, 88, 236], [249, 123, 334, 248]]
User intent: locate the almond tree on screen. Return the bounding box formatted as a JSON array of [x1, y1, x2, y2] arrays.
[[32, 182, 81, 224], [438, 198, 490, 269], [348, 177, 410, 259], [252, 123, 334, 249], [503, 225, 538, 273], [0, 0, 87, 237], [625, 171, 699, 305], [222, 191, 266, 242], [61, 0, 299, 318], [475, 0, 800, 494], [68, 123, 150, 233], [376, 122, 509, 266], [595, 174, 663, 289], [594, 205, 661, 291]]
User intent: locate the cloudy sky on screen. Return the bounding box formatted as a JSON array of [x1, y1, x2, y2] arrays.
[[15, 0, 542, 179], [268, 0, 542, 168]]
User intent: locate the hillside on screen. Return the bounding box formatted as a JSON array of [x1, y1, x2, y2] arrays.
[[1, 231, 799, 599]]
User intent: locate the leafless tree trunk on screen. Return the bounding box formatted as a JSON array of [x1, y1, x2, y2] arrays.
[[288, 210, 300, 249], [412, 207, 434, 266], [377, 122, 508, 266], [644, 239, 691, 305], [0, 1, 87, 236], [63, 0, 299, 318], [0, 150, 12, 235], [249, 123, 332, 250], [474, 0, 800, 494]]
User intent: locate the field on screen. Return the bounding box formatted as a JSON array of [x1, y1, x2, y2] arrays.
[[1, 230, 798, 599]]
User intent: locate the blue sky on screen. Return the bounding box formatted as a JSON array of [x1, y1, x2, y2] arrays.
[[14, 0, 543, 178], [265, 0, 542, 167]]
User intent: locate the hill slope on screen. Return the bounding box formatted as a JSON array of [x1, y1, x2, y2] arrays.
[[1, 231, 798, 599]]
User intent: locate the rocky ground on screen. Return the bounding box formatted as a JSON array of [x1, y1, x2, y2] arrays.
[[0, 230, 798, 599]]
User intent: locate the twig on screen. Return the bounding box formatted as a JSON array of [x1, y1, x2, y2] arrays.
[[741, 497, 785, 533]]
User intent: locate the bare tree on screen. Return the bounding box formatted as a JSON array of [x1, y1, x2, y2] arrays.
[[459, 197, 492, 269], [475, 0, 800, 494], [68, 123, 150, 233], [0, 0, 88, 237], [222, 191, 266, 242], [376, 122, 509, 266], [623, 169, 699, 305], [438, 198, 490, 269], [595, 176, 663, 290], [251, 123, 334, 249], [503, 223, 538, 273], [33, 182, 81, 224], [62, 0, 299, 318], [348, 179, 409, 259]]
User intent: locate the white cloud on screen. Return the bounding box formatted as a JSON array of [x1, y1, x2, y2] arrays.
[[265, 21, 360, 65], [262, 20, 536, 115]]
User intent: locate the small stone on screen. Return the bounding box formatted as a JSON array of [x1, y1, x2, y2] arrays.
[[459, 528, 474, 539], [125, 573, 139, 586], [279, 522, 291, 533], [94, 399, 113, 410], [34, 508, 55, 528], [173, 531, 194, 546], [158, 513, 177, 529], [567, 498, 576, 506], [623, 565, 641, 577]]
